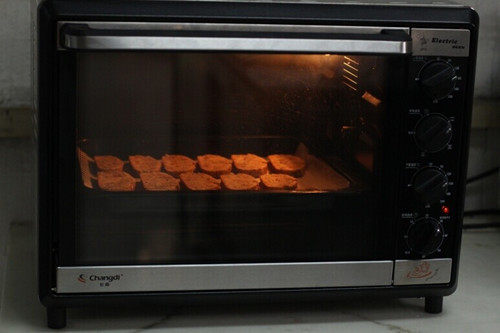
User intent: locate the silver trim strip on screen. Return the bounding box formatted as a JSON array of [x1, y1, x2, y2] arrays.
[[57, 261, 394, 293], [58, 22, 411, 54], [394, 258, 452, 285]]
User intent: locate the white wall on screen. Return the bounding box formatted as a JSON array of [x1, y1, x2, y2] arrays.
[[466, 128, 500, 212], [0, 0, 498, 107], [464, 0, 500, 98], [0, 0, 31, 107]]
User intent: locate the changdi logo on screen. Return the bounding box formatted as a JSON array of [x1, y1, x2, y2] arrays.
[[77, 273, 123, 284]]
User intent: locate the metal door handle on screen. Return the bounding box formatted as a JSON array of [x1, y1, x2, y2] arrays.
[[59, 23, 411, 54]]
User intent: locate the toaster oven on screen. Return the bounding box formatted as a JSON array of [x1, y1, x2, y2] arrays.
[[36, 0, 479, 328]]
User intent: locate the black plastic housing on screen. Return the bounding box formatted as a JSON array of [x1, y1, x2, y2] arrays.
[[37, 0, 479, 315]]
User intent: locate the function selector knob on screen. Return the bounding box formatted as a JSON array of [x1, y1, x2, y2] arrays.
[[414, 114, 452, 153], [418, 60, 458, 101], [407, 218, 444, 256], [412, 167, 449, 204]]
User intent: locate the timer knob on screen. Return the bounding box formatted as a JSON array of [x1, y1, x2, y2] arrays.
[[412, 167, 449, 204], [414, 114, 452, 153], [407, 218, 444, 255], [419, 61, 457, 100]]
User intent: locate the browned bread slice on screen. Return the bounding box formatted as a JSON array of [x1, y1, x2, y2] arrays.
[[197, 154, 232, 178], [94, 155, 124, 171], [267, 154, 306, 176], [129, 155, 162, 173], [260, 174, 297, 190], [221, 173, 260, 191], [97, 171, 136, 191], [140, 172, 180, 191], [180, 172, 221, 191], [231, 154, 268, 177], [161, 154, 196, 177]]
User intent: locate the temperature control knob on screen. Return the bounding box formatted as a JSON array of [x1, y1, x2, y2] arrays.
[[412, 167, 449, 204], [414, 114, 452, 153], [407, 218, 444, 255], [419, 60, 457, 100]]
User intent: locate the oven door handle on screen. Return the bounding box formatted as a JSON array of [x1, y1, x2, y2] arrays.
[[59, 24, 411, 54]]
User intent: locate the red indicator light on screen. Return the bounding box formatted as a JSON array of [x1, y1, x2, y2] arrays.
[[441, 206, 450, 214]]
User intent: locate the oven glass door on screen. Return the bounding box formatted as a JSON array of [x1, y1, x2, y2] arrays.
[[56, 23, 409, 291]]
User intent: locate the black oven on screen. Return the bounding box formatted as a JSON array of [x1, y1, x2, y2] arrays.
[[37, 0, 479, 328]]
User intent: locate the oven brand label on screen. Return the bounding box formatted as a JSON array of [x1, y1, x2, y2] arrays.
[[77, 273, 123, 287], [412, 29, 470, 57], [431, 38, 458, 45]]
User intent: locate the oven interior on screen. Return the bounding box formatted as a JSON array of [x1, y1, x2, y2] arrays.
[[67, 52, 398, 265], [76, 53, 387, 192]]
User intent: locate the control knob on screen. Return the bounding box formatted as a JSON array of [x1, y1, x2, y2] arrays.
[[407, 217, 444, 255], [419, 60, 457, 101], [412, 167, 449, 204], [414, 114, 452, 153]]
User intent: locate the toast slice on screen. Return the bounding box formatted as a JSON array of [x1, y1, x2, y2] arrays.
[[161, 154, 197, 177], [129, 155, 162, 173], [97, 171, 136, 192], [260, 174, 297, 190], [94, 155, 124, 171], [268, 154, 306, 176], [180, 172, 221, 191], [197, 154, 233, 178], [221, 173, 260, 191], [231, 154, 268, 177], [140, 172, 180, 191]]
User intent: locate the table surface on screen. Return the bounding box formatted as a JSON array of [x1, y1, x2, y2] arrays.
[[1, 221, 499, 332]]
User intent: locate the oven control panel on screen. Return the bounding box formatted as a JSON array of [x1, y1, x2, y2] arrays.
[[398, 55, 469, 259], [418, 60, 458, 101]]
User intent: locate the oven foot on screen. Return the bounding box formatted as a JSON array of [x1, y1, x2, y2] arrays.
[[47, 307, 67, 329], [424, 296, 443, 314]]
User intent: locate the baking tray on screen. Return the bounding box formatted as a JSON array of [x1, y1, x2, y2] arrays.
[[77, 137, 350, 192], [77, 136, 352, 193]]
